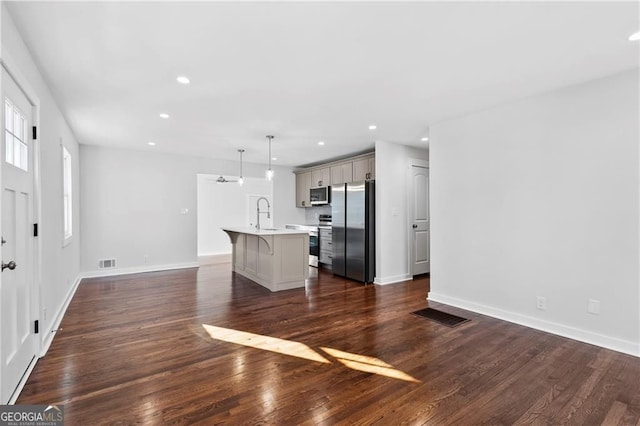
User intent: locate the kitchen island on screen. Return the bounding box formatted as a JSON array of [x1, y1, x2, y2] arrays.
[[221, 227, 310, 291]]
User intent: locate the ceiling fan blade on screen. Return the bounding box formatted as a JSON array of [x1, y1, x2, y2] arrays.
[[215, 175, 238, 183]]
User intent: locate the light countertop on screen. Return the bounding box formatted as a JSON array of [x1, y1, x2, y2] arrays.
[[221, 227, 310, 236]]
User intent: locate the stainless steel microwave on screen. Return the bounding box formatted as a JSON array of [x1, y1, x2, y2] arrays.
[[310, 186, 330, 205]]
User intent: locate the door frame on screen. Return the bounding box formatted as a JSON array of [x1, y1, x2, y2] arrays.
[[0, 53, 42, 404], [406, 158, 429, 276]]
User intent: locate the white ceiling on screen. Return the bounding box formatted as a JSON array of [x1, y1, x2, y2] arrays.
[[5, 1, 639, 167]]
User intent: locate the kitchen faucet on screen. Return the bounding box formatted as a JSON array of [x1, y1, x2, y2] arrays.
[[256, 197, 271, 230]]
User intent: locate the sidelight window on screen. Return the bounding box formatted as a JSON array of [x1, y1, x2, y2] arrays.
[[63, 146, 72, 242], [4, 98, 28, 171]]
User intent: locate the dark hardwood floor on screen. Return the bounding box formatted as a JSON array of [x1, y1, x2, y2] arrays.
[[17, 262, 640, 425]]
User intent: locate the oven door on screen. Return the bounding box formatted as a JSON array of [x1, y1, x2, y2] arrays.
[[309, 230, 319, 267]]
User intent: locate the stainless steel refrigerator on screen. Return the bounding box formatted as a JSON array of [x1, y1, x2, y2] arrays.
[[331, 180, 375, 283]]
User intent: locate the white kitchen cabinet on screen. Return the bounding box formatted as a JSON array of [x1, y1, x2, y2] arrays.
[[352, 158, 368, 182], [295, 153, 373, 207], [295, 171, 312, 207], [319, 227, 333, 265], [331, 162, 353, 185], [311, 167, 331, 187], [353, 156, 375, 181]]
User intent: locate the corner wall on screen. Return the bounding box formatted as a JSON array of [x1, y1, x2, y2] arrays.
[[429, 69, 640, 355]]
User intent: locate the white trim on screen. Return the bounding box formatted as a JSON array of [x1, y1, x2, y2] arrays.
[[40, 274, 82, 357], [428, 292, 640, 357], [374, 273, 412, 285], [198, 253, 232, 265], [7, 356, 37, 405], [198, 251, 233, 257], [80, 262, 200, 279]]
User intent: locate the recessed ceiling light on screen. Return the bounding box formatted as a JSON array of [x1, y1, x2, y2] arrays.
[[368, 125, 377, 130], [148, 142, 156, 146], [629, 31, 640, 41], [176, 76, 190, 84], [159, 113, 170, 119], [272, 157, 277, 161], [318, 141, 325, 146], [421, 137, 429, 142]]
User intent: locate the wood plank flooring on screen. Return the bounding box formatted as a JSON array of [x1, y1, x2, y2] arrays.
[[17, 263, 640, 425]]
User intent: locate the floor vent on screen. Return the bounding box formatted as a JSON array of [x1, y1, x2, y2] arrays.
[[99, 259, 116, 269], [411, 307, 470, 327]]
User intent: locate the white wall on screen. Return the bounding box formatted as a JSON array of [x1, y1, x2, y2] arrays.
[[80, 145, 304, 275], [375, 140, 429, 284], [1, 5, 81, 350], [429, 69, 640, 356], [197, 175, 273, 256]]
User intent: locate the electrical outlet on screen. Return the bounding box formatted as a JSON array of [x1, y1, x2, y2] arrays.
[[536, 296, 547, 311], [587, 299, 600, 315]]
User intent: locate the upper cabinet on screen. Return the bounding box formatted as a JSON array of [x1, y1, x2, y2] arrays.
[[353, 156, 375, 181], [311, 167, 331, 187], [294, 152, 374, 207], [296, 171, 312, 207], [330, 162, 353, 185]]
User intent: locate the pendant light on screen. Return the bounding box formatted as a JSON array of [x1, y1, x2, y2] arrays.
[[237, 149, 245, 186], [265, 135, 274, 181]]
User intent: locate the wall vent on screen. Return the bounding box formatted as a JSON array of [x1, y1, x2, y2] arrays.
[[98, 259, 116, 269]]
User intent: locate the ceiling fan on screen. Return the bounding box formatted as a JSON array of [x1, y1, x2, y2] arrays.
[[215, 175, 238, 184]]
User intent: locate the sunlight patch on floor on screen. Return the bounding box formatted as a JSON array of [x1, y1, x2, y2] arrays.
[[202, 324, 330, 364], [320, 347, 393, 368], [202, 324, 420, 382], [321, 347, 421, 383]]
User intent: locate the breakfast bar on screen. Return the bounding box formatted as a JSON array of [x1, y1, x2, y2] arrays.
[[222, 227, 310, 292]]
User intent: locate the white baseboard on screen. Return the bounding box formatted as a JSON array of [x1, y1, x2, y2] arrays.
[[428, 292, 640, 358], [80, 262, 200, 279], [198, 251, 232, 257], [374, 273, 412, 285], [198, 253, 232, 265], [9, 274, 83, 403], [8, 355, 38, 404], [40, 274, 83, 357]]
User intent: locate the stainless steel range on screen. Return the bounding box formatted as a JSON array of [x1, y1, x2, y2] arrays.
[[318, 214, 332, 227]]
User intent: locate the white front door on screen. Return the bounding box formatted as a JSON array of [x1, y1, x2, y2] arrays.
[[1, 66, 37, 403], [409, 161, 430, 275]]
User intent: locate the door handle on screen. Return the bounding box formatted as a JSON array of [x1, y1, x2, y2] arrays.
[[2, 260, 17, 271], [412, 224, 418, 229]]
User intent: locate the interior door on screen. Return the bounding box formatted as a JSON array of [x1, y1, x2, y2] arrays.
[[1, 65, 37, 403], [410, 163, 430, 275]]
